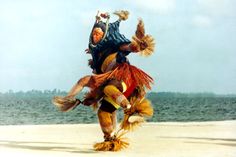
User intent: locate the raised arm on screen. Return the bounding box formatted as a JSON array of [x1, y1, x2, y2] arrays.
[[120, 19, 155, 56]]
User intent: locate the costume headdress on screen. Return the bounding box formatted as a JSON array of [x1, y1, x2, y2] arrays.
[[89, 10, 130, 48], [89, 11, 110, 48]]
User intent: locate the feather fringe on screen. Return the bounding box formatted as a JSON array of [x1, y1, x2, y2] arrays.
[[113, 10, 129, 21], [94, 130, 129, 151]]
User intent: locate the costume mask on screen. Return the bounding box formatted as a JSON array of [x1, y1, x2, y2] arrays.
[[92, 27, 104, 44]]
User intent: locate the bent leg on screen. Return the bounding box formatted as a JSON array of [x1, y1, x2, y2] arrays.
[[103, 84, 130, 108]]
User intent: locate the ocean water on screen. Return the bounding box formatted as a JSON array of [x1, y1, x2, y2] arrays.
[[0, 92, 236, 125]]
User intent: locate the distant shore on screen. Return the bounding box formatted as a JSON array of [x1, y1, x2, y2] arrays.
[[0, 121, 236, 157]]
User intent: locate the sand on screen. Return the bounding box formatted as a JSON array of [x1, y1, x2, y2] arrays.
[[0, 121, 236, 157]]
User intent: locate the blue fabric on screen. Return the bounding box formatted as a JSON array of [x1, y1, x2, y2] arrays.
[[89, 20, 131, 73]]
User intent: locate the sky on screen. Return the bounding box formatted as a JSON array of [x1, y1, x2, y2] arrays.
[[0, 0, 236, 94]]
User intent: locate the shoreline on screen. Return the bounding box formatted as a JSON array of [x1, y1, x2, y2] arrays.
[[1, 120, 235, 126], [0, 121, 236, 157]]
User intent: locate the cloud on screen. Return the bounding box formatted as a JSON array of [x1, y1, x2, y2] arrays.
[[192, 15, 212, 28], [123, 0, 176, 15]]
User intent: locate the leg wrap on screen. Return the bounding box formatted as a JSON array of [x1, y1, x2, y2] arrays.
[[97, 108, 114, 139], [103, 85, 130, 108]]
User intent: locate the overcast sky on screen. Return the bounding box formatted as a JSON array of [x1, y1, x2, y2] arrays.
[[0, 0, 236, 94]]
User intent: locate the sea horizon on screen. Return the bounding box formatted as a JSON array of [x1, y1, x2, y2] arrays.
[[0, 90, 235, 125]]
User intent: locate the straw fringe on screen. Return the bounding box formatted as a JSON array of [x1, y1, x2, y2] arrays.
[[120, 114, 142, 131], [94, 130, 129, 151], [135, 99, 153, 117], [52, 96, 80, 112], [113, 10, 129, 21], [135, 19, 145, 39], [120, 98, 154, 131], [85, 63, 153, 96], [132, 19, 155, 56]]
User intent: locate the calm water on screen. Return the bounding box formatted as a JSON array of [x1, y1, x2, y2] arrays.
[[0, 93, 236, 125]]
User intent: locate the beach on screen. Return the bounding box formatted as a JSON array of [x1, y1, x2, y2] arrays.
[[0, 121, 235, 157]]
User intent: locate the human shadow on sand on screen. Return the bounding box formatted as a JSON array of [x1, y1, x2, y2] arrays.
[[0, 140, 97, 154]]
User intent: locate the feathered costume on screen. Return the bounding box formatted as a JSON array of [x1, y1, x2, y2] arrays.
[[52, 10, 155, 151]]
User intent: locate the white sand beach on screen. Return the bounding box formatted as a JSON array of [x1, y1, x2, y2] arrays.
[[0, 121, 235, 157]]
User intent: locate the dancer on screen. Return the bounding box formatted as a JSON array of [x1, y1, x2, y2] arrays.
[[52, 10, 155, 151]]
